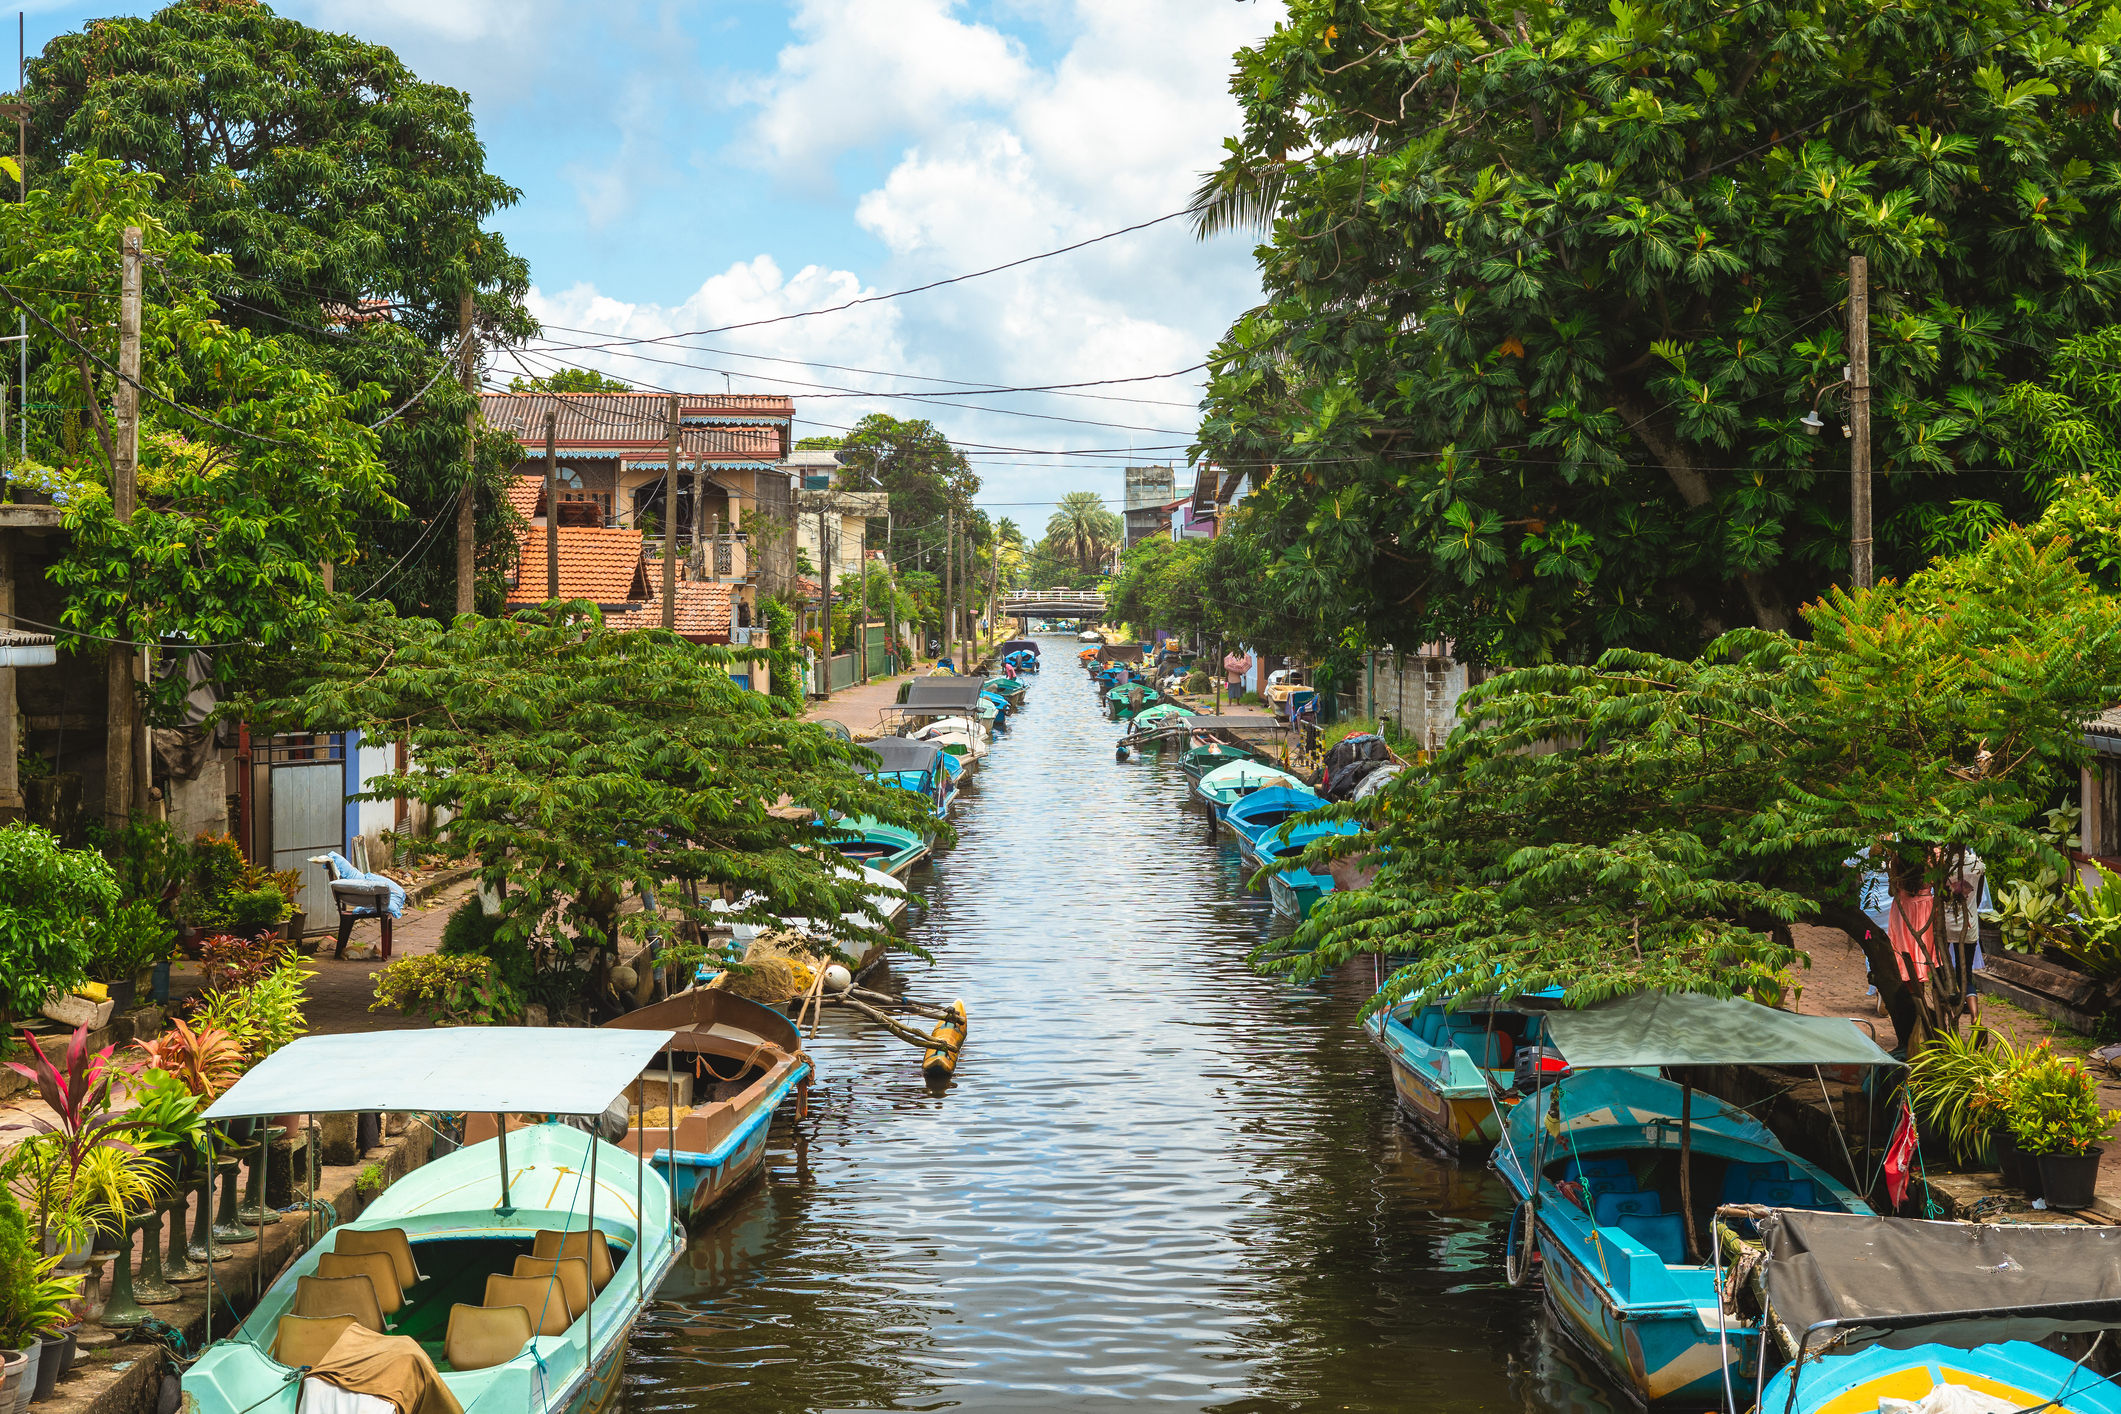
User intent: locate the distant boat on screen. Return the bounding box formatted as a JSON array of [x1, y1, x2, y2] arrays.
[[1193, 759, 1306, 821], [607, 990, 810, 1220], [821, 814, 929, 877], [1181, 741, 1258, 781]]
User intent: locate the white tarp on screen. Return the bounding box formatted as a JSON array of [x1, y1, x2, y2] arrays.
[[202, 1027, 674, 1119]]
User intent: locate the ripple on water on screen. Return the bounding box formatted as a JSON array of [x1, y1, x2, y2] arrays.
[[623, 641, 1622, 1414]]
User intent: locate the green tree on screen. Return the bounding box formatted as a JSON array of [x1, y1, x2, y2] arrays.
[[1270, 502, 2121, 1049], [826, 415, 980, 576], [507, 369, 632, 394], [3, 156, 396, 707], [1045, 491, 1122, 574], [247, 601, 947, 963], [1193, 0, 2121, 664], [29, 1, 537, 618]]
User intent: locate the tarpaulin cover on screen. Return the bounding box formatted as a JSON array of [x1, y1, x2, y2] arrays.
[[1761, 1210, 2121, 1350], [203, 1028, 672, 1119], [1099, 645, 1145, 663], [902, 678, 983, 711], [306, 1323, 463, 1414], [1540, 991, 1896, 1069], [999, 639, 1041, 656], [864, 738, 945, 774]]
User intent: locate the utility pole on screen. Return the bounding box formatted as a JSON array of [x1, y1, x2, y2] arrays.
[[661, 395, 678, 630], [1848, 254, 1873, 591], [859, 518, 870, 685], [543, 408, 558, 601], [942, 507, 954, 667], [105, 226, 143, 832], [818, 501, 833, 699], [455, 291, 477, 616]]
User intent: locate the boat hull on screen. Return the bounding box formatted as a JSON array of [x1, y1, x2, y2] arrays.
[[1760, 1339, 2121, 1414], [1366, 1015, 1505, 1150], [652, 1062, 807, 1220], [1267, 870, 1328, 918]]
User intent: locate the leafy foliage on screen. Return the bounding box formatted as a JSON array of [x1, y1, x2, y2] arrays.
[[372, 954, 516, 1025], [244, 600, 946, 964], [1044, 491, 1123, 575], [30, 1, 537, 618], [1193, 0, 2121, 662], [508, 369, 631, 394], [2005, 1046, 2121, 1155], [1264, 520, 2121, 1038], [83, 901, 174, 983], [0, 824, 116, 1023], [132, 1017, 243, 1101]]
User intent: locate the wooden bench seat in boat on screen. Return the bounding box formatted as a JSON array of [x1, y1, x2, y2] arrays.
[[317, 1251, 405, 1317], [510, 1256, 592, 1321], [480, 1274, 572, 1337], [530, 1230, 613, 1292]]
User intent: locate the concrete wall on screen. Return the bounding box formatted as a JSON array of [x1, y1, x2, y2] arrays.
[[1359, 648, 1488, 751]]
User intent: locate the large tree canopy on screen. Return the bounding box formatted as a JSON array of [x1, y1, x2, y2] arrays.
[[1194, 0, 2121, 664], [1266, 495, 2121, 1048], [801, 414, 980, 586], [27, 0, 535, 617]]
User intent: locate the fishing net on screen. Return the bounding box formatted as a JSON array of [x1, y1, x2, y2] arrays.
[[709, 930, 822, 1004]]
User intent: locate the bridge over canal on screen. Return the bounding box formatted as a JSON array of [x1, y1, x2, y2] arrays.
[[999, 588, 1107, 622]]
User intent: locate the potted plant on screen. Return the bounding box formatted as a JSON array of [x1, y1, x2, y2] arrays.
[[2004, 1048, 2121, 1209], [371, 954, 516, 1026], [0, 1186, 83, 1412], [0, 826, 115, 1032], [0, 1028, 157, 1269], [81, 902, 173, 1015], [1909, 1026, 2028, 1169]]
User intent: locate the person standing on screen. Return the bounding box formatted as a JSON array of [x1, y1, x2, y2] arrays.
[[1223, 648, 1249, 701]]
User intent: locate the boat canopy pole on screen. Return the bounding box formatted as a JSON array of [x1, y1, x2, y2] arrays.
[[495, 1117, 515, 1219], [667, 1050, 677, 1214], [636, 1077, 645, 1301], [585, 1127, 596, 1363], [1680, 1081, 1700, 1262]]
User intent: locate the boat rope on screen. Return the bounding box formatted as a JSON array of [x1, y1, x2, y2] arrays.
[[1552, 1079, 1615, 1290], [2011, 1332, 2111, 1414]]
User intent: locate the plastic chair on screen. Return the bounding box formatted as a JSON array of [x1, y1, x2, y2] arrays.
[[1746, 1178, 1820, 1210], [292, 1274, 386, 1333], [1583, 1174, 1638, 1201], [532, 1229, 615, 1292], [1467, 1032, 1514, 1069], [1564, 1157, 1631, 1182], [1593, 1190, 1662, 1227], [272, 1314, 356, 1368], [1617, 1212, 1688, 1264], [443, 1303, 535, 1372], [481, 1275, 572, 1338], [511, 1256, 592, 1323], [317, 1250, 404, 1316], [333, 1228, 421, 1290]]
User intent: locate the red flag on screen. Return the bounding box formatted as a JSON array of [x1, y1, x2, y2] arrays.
[[1883, 1100, 1919, 1209]]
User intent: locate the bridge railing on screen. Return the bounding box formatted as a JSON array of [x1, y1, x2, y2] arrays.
[[1001, 589, 1107, 604]]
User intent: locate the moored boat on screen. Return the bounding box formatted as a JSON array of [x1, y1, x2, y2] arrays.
[[184, 1030, 683, 1414], [1181, 740, 1258, 781], [1222, 785, 1325, 862], [821, 813, 930, 877], [1260, 818, 1363, 918], [605, 989, 811, 1219], [1365, 995, 1562, 1150], [862, 737, 955, 816], [1194, 758, 1306, 820], [1491, 993, 1891, 1406]]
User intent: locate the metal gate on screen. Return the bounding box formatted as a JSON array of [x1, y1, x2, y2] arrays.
[[258, 734, 347, 922]]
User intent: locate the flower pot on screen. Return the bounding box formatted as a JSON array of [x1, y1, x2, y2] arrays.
[[12, 1342, 39, 1414], [31, 1332, 63, 1402], [105, 978, 136, 1013], [40, 1230, 90, 1271], [90, 1226, 123, 1255], [1, 1351, 27, 1414], [49, 1330, 74, 1381], [150, 961, 170, 1006], [2038, 1149, 2104, 1210], [1995, 1128, 2040, 1194], [282, 911, 307, 944]]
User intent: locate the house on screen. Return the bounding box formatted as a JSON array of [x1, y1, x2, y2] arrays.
[[480, 391, 794, 628], [1124, 465, 1176, 547], [1181, 461, 1249, 538], [784, 449, 889, 584], [502, 523, 739, 647]]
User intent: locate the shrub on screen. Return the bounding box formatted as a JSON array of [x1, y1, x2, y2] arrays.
[[372, 954, 517, 1025], [0, 823, 118, 1021], [83, 901, 174, 983], [438, 899, 537, 1000], [197, 934, 282, 991], [2006, 1047, 2121, 1156]]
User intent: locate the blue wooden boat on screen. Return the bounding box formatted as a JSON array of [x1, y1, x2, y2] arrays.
[[1491, 993, 1893, 1407], [1106, 682, 1160, 721], [1222, 785, 1326, 864], [1752, 1208, 2121, 1414], [820, 813, 929, 877], [1260, 819, 1362, 918], [1194, 759, 1306, 821], [186, 1030, 682, 1414], [864, 737, 954, 817], [983, 676, 1027, 704], [1181, 741, 1257, 781], [1365, 995, 1565, 1151], [606, 990, 811, 1219]]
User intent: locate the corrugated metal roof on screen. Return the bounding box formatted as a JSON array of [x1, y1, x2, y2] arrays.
[[480, 393, 786, 463]]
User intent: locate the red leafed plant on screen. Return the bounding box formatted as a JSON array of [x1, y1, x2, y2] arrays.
[[197, 933, 282, 991], [133, 1018, 244, 1100], [4, 1025, 131, 1153]]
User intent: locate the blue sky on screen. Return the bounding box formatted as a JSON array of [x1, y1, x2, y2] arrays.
[[21, 0, 1279, 527]]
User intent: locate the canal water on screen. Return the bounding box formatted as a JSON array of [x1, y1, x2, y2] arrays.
[[626, 637, 1623, 1413]]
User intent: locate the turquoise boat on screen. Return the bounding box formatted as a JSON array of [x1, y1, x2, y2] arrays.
[[983, 676, 1027, 704], [185, 1030, 683, 1414], [863, 737, 955, 817], [1261, 819, 1362, 918], [1753, 1209, 2121, 1414], [1181, 741, 1257, 781], [821, 813, 930, 876], [1222, 785, 1325, 863], [1491, 993, 1893, 1406], [1194, 759, 1306, 821], [1365, 994, 1566, 1152]]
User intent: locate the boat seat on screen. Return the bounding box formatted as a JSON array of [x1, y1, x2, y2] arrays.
[[533, 1229, 615, 1291], [1418, 1013, 1449, 1048], [332, 1228, 421, 1290], [443, 1303, 534, 1373], [1564, 1157, 1632, 1182], [292, 1274, 387, 1333], [317, 1251, 404, 1316], [1466, 1032, 1513, 1069], [1593, 1190, 1662, 1227], [272, 1313, 357, 1368], [1746, 1178, 1823, 1210], [1582, 1174, 1638, 1200], [1718, 1161, 1791, 1205], [511, 1256, 593, 1321], [481, 1275, 572, 1338], [1616, 1213, 1688, 1265]]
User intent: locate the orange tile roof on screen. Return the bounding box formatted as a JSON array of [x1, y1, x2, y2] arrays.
[[505, 526, 650, 605], [505, 475, 543, 521], [607, 581, 735, 643]]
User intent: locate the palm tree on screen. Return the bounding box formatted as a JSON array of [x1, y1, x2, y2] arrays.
[[1046, 492, 1122, 574]]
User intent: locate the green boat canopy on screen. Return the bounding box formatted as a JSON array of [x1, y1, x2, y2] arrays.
[[1541, 991, 1899, 1070]]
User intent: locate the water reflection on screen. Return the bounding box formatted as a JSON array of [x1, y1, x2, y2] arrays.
[[623, 640, 1624, 1413]]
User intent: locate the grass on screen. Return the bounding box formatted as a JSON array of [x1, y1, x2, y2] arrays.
[[1322, 716, 1384, 750]]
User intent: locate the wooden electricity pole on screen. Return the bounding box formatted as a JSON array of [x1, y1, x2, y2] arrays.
[[455, 292, 477, 616], [859, 519, 870, 686], [1849, 254, 1873, 590], [661, 395, 679, 630], [818, 501, 833, 699], [543, 408, 559, 600], [105, 226, 143, 831], [942, 507, 955, 667]]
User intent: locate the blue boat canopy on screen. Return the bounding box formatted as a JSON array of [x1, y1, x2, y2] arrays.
[[202, 1028, 674, 1119], [1541, 991, 1897, 1070]]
